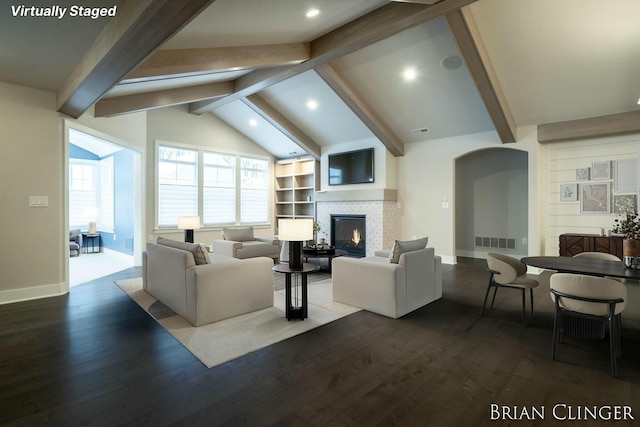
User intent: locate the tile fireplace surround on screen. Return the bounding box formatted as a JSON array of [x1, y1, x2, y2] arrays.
[[316, 189, 398, 257]]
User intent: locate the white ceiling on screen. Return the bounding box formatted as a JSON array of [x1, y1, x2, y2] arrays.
[[3, 0, 640, 159]]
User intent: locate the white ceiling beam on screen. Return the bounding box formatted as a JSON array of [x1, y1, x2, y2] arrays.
[[316, 64, 404, 157], [123, 43, 310, 83], [242, 95, 321, 160], [190, 0, 478, 114], [391, 0, 441, 4], [94, 81, 233, 117], [538, 111, 640, 143], [445, 8, 516, 143], [56, 0, 216, 118]]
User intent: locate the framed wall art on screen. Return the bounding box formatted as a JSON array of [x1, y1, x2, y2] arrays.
[[613, 194, 637, 215], [580, 182, 611, 214], [591, 161, 611, 180], [576, 167, 590, 181], [614, 158, 638, 193], [559, 183, 578, 201]]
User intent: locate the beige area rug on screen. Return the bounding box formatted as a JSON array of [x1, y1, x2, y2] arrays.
[[115, 277, 360, 368]]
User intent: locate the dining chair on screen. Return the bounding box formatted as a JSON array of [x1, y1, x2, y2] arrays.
[[572, 252, 621, 261], [572, 252, 626, 283], [549, 273, 627, 377], [483, 253, 539, 325]]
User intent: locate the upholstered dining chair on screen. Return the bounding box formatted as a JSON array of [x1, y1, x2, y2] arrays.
[[549, 273, 627, 377], [572, 252, 621, 261], [483, 253, 539, 325], [573, 252, 626, 283]]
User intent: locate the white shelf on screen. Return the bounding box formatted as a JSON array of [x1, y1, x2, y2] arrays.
[[275, 157, 318, 231]]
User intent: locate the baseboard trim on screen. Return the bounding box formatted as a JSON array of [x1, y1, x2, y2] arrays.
[[0, 282, 67, 305]]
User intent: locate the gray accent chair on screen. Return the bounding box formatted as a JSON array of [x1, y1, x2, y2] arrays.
[[69, 228, 82, 257]]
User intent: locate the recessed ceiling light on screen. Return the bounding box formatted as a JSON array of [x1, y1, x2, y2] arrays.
[[307, 99, 318, 111], [249, 119, 258, 127], [403, 67, 417, 81], [305, 9, 320, 18]]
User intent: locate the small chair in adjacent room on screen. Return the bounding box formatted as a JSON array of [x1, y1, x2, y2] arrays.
[[549, 273, 627, 377], [69, 228, 83, 257], [482, 253, 539, 325]]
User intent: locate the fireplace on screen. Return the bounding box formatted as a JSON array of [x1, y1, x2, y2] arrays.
[[331, 215, 366, 257]]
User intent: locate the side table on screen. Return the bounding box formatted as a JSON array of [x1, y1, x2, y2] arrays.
[[272, 263, 319, 320], [82, 233, 102, 254], [303, 247, 347, 273]]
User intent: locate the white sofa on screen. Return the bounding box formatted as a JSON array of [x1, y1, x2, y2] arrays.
[[143, 239, 274, 326], [332, 247, 442, 319], [211, 226, 281, 262]]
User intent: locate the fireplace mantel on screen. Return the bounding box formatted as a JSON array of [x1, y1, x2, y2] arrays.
[[315, 189, 397, 203]]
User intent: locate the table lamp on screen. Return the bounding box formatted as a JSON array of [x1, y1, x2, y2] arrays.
[[178, 216, 200, 243], [84, 208, 99, 235], [279, 218, 313, 270]]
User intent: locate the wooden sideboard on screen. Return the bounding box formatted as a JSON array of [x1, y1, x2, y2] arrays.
[[558, 233, 623, 258]]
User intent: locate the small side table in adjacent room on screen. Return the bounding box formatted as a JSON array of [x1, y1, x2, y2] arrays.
[[82, 233, 102, 254], [272, 263, 319, 320]]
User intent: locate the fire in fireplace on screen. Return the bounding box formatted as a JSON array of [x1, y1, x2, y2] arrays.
[[331, 215, 366, 257]]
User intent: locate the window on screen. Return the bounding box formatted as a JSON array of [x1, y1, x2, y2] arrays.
[[69, 158, 114, 232], [69, 161, 96, 228], [156, 143, 271, 228], [158, 146, 198, 227], [204, 152, 235, 224]]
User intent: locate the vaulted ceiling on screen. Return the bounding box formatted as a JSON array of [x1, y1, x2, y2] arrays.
[[2, 0, 640, 159]]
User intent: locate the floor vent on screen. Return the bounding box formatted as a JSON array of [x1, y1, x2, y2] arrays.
[[475, 236, 516, 250]]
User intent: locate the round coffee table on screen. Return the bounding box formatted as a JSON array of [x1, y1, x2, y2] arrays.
[[303, 247, 348, 272]]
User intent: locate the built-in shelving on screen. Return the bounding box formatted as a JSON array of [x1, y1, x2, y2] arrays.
[[275, 157, 319, 225]]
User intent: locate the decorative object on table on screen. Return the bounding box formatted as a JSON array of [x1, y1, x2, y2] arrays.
[[312, 221, 322, 246], [279, 218, 314, 270], [591, 160, 612, 180], [178, 216, 200, 243], [613, 194, 637, 215], [559, 183, 578, 202], [612, 211, 640, 268], [84, 208, 99, 235], [576, 167, 590, 181], [580, 182, 611, 214]]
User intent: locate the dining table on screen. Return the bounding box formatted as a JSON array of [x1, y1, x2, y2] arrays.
[[521, 256, 640, 280]]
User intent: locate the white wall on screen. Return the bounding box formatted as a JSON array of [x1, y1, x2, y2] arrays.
[[0, 82, 66, 302], [396, 126, 541, 264], [541, 133, 640, 255]]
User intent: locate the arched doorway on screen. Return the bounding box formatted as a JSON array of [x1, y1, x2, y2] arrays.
[[455, 147, 528, 259]]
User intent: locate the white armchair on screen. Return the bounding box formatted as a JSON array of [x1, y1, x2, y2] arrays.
[[332, 247, 442, 319], [211, 226, 281, 263]]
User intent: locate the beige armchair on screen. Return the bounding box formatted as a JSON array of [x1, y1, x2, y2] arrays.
[[211, 226, 281, 263], [332, 246, 442, 319]]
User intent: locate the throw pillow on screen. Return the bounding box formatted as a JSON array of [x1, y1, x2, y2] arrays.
[[156, 237, 209, 265], [388, 237, 428, 264], [223, 226, 255, 242]]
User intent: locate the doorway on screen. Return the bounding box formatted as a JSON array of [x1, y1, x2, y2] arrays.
[[454, 147, 529, 260], [64, 122, 143, 288]]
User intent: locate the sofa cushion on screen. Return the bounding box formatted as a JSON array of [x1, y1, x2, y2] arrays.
[[156, 237, 209, 265], [223, 226, 255, 242], [389, 237, 428, 264]]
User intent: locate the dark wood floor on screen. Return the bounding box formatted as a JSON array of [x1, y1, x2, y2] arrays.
[[1, 259, 639, 426]]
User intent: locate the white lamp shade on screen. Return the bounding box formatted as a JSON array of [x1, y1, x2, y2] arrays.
[[178, 216, 201, 230], [278, 218, 313, 241]]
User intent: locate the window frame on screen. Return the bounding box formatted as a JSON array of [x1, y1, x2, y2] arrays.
[[154, 141, 273, 230]]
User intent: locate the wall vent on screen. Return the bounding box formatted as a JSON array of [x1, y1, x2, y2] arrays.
[[475, 236, 516, 250], [410, 127, 429, 135]]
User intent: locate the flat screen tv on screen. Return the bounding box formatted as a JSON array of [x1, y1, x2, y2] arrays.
[[328, 148, 374, 185]]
